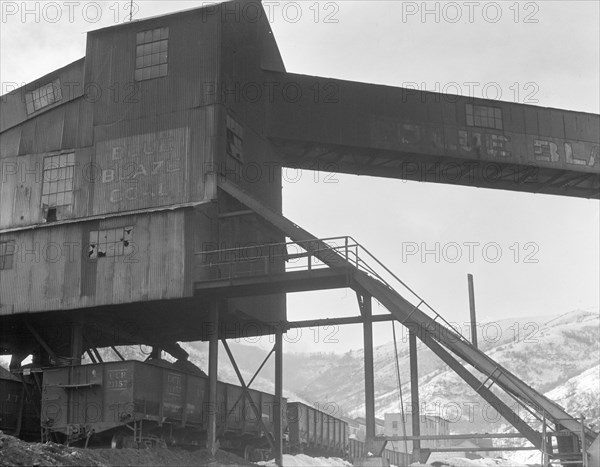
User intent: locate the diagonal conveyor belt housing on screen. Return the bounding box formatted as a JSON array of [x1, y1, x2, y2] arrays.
[[217, 177, 598, 452]]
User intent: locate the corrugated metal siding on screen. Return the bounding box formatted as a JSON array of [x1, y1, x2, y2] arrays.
[[0, 58, 85, 133], [0, 106, 216, 230], [0, 210, 185, 314], [1, 2, 287, 329], [84, 10, 221, 128], [211, 4, 287, 324]]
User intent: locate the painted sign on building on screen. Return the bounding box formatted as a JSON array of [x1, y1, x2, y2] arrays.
[[94, 127, 189, 214]]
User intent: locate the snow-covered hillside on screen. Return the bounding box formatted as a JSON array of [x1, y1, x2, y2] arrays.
[[280, 308, 599, 434]]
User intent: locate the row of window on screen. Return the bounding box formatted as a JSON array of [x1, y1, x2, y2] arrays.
[[27, 112, 245, 218], [24, 27, 170, 116], [25, 22, 506, 135], [0, 227, 136, 272]]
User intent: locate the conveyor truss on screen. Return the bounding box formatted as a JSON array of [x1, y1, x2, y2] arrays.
[[191, 178, 599, 466]]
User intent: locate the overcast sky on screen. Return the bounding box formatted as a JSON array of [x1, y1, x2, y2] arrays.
[[1, 1, 598, 354]]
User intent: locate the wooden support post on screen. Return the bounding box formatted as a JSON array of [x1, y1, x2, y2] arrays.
[[467, 274, 478, 348], [409, 330, 421, 463], [274, 328, 284, 466], [359, 293, 376, 453], [207, 302, 219, 456]]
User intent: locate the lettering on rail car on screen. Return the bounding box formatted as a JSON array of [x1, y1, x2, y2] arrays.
[[107, 369, 131, 390], [166, 373, 183, 396]]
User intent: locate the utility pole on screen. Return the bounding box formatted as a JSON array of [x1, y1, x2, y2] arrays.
[[467, 274, 478, 348]]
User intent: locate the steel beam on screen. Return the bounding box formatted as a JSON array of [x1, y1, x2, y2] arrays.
[[428, 446, 539, 453], [274, 328, 283, 466], [217, 177, 595, 445], [418, 332, 542, 448], [358, 293, 377, 453], [377, 433, 528, 441], [284, 314, 394, 329], [409, 331, 421, 462], [207, 302, 219, 456], [353, 272, 593, 444], [467, 274, 478, 348]]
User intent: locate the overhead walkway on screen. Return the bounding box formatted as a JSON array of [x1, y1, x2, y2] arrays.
[[216, 177, 598, 466]]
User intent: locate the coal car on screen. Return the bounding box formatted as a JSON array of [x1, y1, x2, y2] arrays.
[[41, 359, 285, 459], [0, 367, 40, 440], [286, 401, 348, 457]]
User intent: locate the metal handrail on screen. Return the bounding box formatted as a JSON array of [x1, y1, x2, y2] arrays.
[[194, 235, 467, 341]]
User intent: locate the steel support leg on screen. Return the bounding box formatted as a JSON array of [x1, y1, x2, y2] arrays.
[[274, 328, 284, 466], [207, 302, 219, 456], [468, 274, 478, 348], [409, 330, 421, 463], [358, 293, 376, 453]]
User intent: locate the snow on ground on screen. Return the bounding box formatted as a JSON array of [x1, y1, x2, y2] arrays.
[[410, 457, 528, 466], [257, 455, 351, 467], [257, 455, 527, 467]]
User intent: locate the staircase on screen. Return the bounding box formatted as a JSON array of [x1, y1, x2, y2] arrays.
[[217, 177, 598, 465]]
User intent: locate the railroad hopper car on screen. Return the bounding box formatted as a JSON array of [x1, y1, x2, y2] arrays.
[[348, 438, 412, 466], [286, 401, 348, 457], [0, 368, 40, 440], [41, 359, 285, 458]]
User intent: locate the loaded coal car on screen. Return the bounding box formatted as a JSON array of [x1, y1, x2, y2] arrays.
[[286, 401, 348, 457], [348, 438, 412, 466], [0, 366, 40, 440], [40, 359, 285, 459]]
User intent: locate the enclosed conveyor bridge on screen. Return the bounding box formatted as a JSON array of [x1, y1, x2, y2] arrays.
[[265, 72, 600, 199]]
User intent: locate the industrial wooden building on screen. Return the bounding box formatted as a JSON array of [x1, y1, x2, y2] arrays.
[[1, 3, 288, 361], [1, 1, 599, 464]]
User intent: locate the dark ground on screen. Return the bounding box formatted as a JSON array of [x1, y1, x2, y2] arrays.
[[0, 431, 255, 466]]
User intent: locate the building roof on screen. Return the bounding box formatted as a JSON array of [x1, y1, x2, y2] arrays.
[[354, 416, 385, 427], [88, 1, 227, 34]]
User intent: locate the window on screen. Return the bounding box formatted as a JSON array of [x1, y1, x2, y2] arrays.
[[0, 240, 15, 270], [466, 103, 503, 130], [135, 27, 169, 81], [392, 421, 398, 429], [25, 79, 62, 115], [42, 153, 75, 212], [88, 227, 134, 259], [226, 114, 244, 162]]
